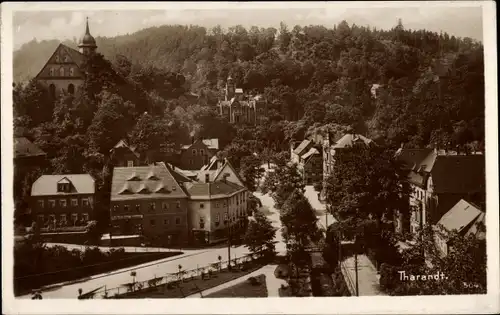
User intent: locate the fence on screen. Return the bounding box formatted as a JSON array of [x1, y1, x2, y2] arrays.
[[340, 260, 356, 296], [80, 252, 263, 299]]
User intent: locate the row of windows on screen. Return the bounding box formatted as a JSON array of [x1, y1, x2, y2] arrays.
[[37, 213, 89, 223], [114, 201, 182, 213], [191, 149, 206, 156], [150, 217, 181, 226], [38, 197, 92, 208], [49, 67, 75, 77], [54, 55, 70, 63]]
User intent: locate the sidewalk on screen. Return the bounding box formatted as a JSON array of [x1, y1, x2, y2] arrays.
[[340, 254, 386, 296], [44, 242, 201, 254]]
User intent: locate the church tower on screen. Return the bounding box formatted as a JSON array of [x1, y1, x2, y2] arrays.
[[225, 75, 235, 101], [78, 17, 97, 55]]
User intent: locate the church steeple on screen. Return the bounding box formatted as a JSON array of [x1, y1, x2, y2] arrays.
[[78, 17, 97, 55]]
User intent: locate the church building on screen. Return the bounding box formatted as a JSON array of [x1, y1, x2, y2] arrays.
[[217, 76, 268, 125], [35, 18, 98, 99]]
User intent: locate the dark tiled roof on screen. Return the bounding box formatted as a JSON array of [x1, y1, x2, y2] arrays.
[[431, 155, 485, 194], [111, 163, 188, 201], [293, 140, 311, 155], [14, 137, 46, 158]]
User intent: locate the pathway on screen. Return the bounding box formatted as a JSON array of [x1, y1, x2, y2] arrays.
[[340, 254, 385, 296]]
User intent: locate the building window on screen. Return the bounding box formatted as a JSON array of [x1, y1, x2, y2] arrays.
[[68, 83, 75, 95], [49, 84, 56, 99], [37, 200, 44, 208], [150, 203, 156, 211], [57, 183, 67, 192], [215, 202, 219, 208], [200, 149, 205, 155], [200, 203, 205, 209], [64, 56, 70, 62], [49, 200, 56, 208], [55, 55, 60, 63], [49, 68, 55, 76], [135, 204, 141, 212], [150, 219, 156, 226], [192, 149, 197, 156], [82, 213, 89, 222], [37, 215, 44, 223], [59, 67, 65, 76], [176, 201, 181, 208], [49, 214, 56, 222], [162, 202, 169, 210], [113, 205, 119, 213], [175, 217, 181, 225], [71, 198, 78, 206], [59, 199, 67, 207], [60, 214, 67, 223], [82, 198, 89, 206], [199, 217, 205, 229], [215, 213, 220, 223], [164, 219, 169, 225], [69, 67, 74, 76], [127, 160, 134, 167], [189, 159, 194, 165], [71, 213, 78, 224], [124, 205, 129, 212]]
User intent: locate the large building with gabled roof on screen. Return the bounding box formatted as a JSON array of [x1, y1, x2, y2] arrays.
[[35, 18, 97, 99]]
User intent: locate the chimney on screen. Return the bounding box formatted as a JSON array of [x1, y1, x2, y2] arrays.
[[205, 173, 210, 183]]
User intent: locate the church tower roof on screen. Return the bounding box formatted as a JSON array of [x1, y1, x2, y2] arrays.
[[78, 17, 97, 50]]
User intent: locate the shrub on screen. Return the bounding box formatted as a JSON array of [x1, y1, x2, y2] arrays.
[[247, 276, 260, 286]]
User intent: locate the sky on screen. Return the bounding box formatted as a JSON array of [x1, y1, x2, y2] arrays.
[[12, 3, 484, 51]]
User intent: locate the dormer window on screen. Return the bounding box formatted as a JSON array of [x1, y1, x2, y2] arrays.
[[127, 172, 141, 181]]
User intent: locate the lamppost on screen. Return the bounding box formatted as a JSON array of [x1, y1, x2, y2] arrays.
[[224, 210, 231, 270]]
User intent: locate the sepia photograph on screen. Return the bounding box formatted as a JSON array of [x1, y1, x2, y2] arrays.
[[1, 1, 498, 314]]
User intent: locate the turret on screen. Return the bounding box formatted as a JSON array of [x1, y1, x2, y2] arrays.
[[78, 17, 97, 55]]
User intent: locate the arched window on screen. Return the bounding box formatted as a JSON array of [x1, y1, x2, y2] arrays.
[[59, 67, 65, 76], [69, 68, 74, 76], [192, 149, 197, 156], [55, 55, 60, 63], [49, 68, 54, 76], [64, 56, 69, 62], [68, 84, 75, 95], [49, 84, 56, 99]]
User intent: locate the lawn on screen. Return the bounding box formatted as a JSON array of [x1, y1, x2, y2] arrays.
[[206, 274, 268, 298], [116, 262, 266, 298]]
